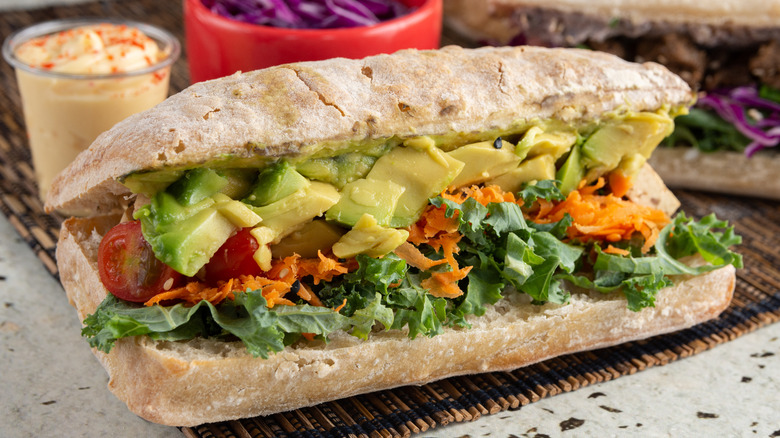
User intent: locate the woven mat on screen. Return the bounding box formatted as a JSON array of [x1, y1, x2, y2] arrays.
[[1, 2, 779, 437]]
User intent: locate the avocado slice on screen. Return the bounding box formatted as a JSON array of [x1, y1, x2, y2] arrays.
[[325, 178, 406, 227], [366, 143, 465, 228], [556, 144, 584, 195], [331, 214, 410, 259], [167, 168, 229, 206], [446, 139, 521, 189], [488, 154, 557, 193], [136, 192, 237, 277], [121, 169, 184, 197], [250, 181, 340, 236], [515, 127, 577, 162], [271, 220, 345, 258], [581, 112, 673, 177], [216, 168, 258, 199], [243, 161, 309, 207], [526, 130, 578, 160], [144, 191, 216, 226], [212, 193, 262, 228], [150, 208, 236, 277]]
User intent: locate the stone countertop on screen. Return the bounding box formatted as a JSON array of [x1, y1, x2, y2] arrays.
[[1, 212, 779, 438]]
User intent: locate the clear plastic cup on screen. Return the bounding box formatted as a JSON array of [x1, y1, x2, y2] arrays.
[[2, 18, 180, 199]]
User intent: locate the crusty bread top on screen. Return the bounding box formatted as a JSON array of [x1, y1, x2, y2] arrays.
[[486, 0, 780, 28], [45, 45, 692, 216]]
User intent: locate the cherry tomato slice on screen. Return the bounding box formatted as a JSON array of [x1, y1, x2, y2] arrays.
[[204, 228, 263, 284], [98, 221, 183, 302]]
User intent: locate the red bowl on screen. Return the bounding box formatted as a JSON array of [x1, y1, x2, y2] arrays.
[[184, 0, 442, 83]]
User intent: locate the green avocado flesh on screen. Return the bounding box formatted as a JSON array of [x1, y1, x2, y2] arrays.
[[124, 109, 679, 276]]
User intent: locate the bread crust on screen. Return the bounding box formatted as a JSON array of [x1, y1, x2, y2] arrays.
[[45, 45, 691, 216], [57, 212, 735, 427], [648, 148, 780, 200]]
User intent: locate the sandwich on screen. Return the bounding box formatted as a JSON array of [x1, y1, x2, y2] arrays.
[[443, 0, 780, 199], [45, 45, 742, 427]]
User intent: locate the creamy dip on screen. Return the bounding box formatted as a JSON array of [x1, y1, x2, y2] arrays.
[[11, 22, 175, 199]]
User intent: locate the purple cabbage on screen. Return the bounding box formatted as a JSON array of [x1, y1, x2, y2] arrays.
[[697, 86, 780, 157], [201, 0, 412, 29]]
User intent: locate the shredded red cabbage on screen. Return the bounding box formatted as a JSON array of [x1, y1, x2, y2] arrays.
[[201, 0, 412, 29], [698, 86, 780, 157]]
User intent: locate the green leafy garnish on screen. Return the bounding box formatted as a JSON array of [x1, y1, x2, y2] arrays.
[[664, 108, 750, 153]]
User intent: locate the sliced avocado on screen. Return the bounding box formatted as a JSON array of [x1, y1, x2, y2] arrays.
[[121, 169, 184, 197], [136, 196, 236, 277], [325, 178, 406, 227], [146, 191, 216, 226], [296, 150, 389, 189], [212, 193, 262, 228], [216, 168, 258, 199], [514, 126, 544, 161], [295, 158, 337, 184], [488, 154, 557, 193], [581, 112, 673, 177], [154, 208, 236, 277], [271, 220, 345, 258], [243, 161, 310, 207], [556, 144, 584, 195], [366, 145, 465, 228], [331, 214, 410, 258], [446, 139, 521, 189], [617, 152, 647, 176], [250, 181, 340, 236], [167, 168, 229, 206], [526, 130, 578, 160], [250, 226, 275, 272]]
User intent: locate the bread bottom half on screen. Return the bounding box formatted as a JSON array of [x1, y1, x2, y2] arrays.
[[57, 215, 735, 427], [648, 148, 780, 200]]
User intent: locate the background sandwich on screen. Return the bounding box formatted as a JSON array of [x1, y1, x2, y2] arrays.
[[46, 46, 741, 426], [443, 0, 780, 199]]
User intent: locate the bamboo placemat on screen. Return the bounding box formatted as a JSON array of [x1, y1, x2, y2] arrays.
[[1, 2, 779, 437]]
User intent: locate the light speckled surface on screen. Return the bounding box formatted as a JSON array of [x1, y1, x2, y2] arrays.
[[0, 213, 180, 438], [1, 210, 779, 437]]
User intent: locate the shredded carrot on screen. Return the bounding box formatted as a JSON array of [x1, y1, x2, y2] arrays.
[[608, 170, 633, 198], [421, 265, 472, 299], [532, 198, 555, 220], [394, 242, 447, 270], [426, 233, 462, 270], [144, 279, 237, 307], [534, 177, 670, 253], [296, 282, 324, 307], [144, 252, 356, 309], [407, 204, 459, 246], [403, 199, 469, 297], [301, 333, 316, 341], [459, 185, 517, 206], [296, 251, 352, 285], [265, 254, 300, 283], [144, 275, 295, 308], [333, 298, 348, 313], [603, 245, 631, 256]]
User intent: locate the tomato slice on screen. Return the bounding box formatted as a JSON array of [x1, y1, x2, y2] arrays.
[[204, 228, 263, 284], [98, 221, 183, 302]]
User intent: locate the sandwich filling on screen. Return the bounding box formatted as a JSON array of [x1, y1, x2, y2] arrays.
[[82, 108, 742, 358]]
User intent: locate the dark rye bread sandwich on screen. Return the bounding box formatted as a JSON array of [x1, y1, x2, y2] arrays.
[[45, 46, 741, 427], [443, 0, 780, 199]]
